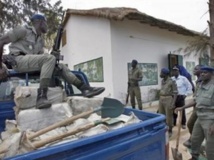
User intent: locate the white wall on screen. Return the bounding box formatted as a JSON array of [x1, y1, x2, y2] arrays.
[[62, 16, 199, 103], [61, 15, 113, 97], [110, 19, 198, 103]]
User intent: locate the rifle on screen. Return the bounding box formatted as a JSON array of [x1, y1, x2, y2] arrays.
[[51, 12, 65, 64], [125, 83, 130, 105]]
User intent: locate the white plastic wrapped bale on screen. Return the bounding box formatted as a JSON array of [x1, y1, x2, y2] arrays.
[[1, 120, 19, 140], [17, 103, 73, 131], [14, 86, 66, 109], [66, 96, 104, 116]]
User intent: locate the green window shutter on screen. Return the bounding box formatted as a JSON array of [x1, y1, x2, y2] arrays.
[[177, 55, 183, 66]]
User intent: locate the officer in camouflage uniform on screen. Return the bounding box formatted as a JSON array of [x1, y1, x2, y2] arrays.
[[0, 14, 105, 109], [128, 59, 143, 110], [159, 68, 178, 137], [176, 66, 214, 160]]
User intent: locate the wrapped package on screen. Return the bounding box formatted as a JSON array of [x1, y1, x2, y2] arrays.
[[14, 86, 66, 109], [17, 103, 73, 131], [66, 96, 103, 116]]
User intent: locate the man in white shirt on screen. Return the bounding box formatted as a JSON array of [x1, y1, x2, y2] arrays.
[[171, 66, 193, 129]]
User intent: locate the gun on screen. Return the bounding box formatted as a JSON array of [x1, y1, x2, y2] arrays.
[[51, 12, 65, 63]]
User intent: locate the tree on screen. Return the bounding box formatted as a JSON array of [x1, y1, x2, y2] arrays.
[[0, 0, 64, 50], [174, 0, 214, 67]]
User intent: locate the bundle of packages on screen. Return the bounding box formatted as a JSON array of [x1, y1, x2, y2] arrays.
[[17, 102, 73, 131], [66, 96, 104, 116], [14, 86, 66, 110]]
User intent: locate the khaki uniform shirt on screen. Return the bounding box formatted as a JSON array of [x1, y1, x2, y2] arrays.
[[128, 67, 143, 87], [195, 78, 214, 119], [7, 25, 44, 55], [159, 77, 178, 96]]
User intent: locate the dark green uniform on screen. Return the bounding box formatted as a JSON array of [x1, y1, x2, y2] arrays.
[[191, 78, 214, 160], [159, 77, 178, 130], [128, 67, 143, 110]]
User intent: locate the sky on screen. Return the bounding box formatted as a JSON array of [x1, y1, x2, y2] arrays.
[[54, 0, 209, 33]]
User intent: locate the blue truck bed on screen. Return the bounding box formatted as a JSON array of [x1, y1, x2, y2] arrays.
[[0, 70, 167, 160], [1, 108, 167, 160]]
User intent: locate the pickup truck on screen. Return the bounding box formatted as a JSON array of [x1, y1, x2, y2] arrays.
[[0, 70, 167, 160]]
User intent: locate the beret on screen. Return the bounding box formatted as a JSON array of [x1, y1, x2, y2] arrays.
[[161, 68, 170, 74], [31, 14, 47, 21], [200, 66, 214, 72], [132, 59, 138, 64]]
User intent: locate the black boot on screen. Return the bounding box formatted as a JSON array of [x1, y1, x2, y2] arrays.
[[79, 84, 105, 98], [36, 88, 52, 109]]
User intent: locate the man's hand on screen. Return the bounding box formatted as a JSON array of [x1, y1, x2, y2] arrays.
[[0, 63, 8, 82], [51, 50, 63, 61], [174, 107, 184, 113]]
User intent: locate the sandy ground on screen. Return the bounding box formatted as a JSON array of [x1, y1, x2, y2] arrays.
[[143, 104, 197, 160]]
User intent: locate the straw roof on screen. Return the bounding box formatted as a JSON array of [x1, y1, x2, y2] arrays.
[[64, 7, 200, 37]]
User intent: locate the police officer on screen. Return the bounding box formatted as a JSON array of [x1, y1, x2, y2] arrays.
[[176, 66, 214, 160], [0, 14, 105, 109], [128, 59, 143, 110], [183, 65, 203, 148], [159, 68, 178, 137]]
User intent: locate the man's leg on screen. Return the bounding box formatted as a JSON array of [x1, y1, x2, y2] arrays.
[[14, 54, 56, 109], [134, 86, 142, 110], [184, 108, 197, 148], [57, 64, 105, 98], [129, 87, 135, 109], [191, 119, 204, 159], [201, 119, 214, 160], [165, 97, 174, 137]]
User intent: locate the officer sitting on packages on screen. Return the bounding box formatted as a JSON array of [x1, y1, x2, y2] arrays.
[[0, 14, 105, 109]]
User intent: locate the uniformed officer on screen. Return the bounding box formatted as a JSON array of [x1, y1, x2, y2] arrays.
[[128, 59, 143, 110], [159, 68, 178, 137], [183, 65, 203, 148], [0, 14, 105, 109], [175, 66, 214, 160]]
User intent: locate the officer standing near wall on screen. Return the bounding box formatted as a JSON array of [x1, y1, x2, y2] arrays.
[[175, 66, 214, 160], [159, 68, 178, 137], [128, 59, 143, 110]]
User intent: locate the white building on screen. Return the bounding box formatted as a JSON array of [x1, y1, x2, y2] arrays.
[[61, 7, 206, 104]]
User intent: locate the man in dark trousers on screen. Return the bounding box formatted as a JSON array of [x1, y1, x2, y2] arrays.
[[171, 66, 193, 129], [128, 59, 143, 110], [0, 14, 105, 109]]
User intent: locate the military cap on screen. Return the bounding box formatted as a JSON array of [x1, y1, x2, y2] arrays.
[[161, 68, 170, 74], [31, 14, 47, 21], [200, 66, 214, 72]]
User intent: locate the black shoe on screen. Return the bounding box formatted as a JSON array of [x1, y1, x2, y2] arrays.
[[80, 85, 105, 98], [36, 88, 52, 109]]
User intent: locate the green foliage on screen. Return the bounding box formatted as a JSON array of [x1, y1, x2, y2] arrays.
[[173, 29, 210, 58], [0, 0, 64, 48]]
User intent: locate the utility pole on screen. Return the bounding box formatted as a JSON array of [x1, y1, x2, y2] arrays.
[[209, 0, 214, 66]]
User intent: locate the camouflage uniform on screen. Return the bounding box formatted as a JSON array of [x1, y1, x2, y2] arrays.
[[159, 77, 178, 131], [6, 25, 80, 86], [191, 78, 214, 160], [128, 67, 143, 110]]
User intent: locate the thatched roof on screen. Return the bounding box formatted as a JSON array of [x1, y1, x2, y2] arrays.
[[64, 7, 200, 37]]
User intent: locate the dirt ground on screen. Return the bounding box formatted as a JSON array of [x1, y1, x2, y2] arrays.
[[143, 104, 198, 160]]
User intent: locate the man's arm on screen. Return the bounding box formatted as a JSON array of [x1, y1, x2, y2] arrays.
[[171, 80, 178, 109], [183, 76, 193, 95], [175, 99, 196, 112], [0, 35, 11, 68]]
